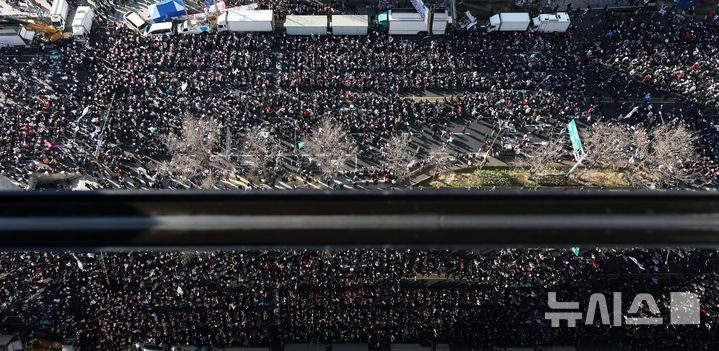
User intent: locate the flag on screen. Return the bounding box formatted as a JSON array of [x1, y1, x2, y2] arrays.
[[628, 256, 645, 270], [298, 141, 305, 149], [44, 140, 52, 149], [571, 247, 580, 256], [71, 254, 85, 271]]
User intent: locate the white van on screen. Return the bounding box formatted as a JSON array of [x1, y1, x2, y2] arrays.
[[143, 22, 175, 37], [50, 0, 69, 29], [124, 11, 149, 33]]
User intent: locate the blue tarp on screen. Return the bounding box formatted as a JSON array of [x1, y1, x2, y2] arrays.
[[676, 0, 697, 7], [148, 0, 187, 23]]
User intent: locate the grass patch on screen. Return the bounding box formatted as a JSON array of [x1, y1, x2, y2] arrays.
[[417, 166, 633, 189]]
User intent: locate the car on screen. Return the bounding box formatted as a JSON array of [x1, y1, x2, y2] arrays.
[[175, 19, 211, 35], [123, 11, 149, 33], [142, 21, 175, 37]]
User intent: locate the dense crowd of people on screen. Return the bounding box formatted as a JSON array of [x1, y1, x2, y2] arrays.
[[0, 3, 717, 189], [0, 249, 717, 349]]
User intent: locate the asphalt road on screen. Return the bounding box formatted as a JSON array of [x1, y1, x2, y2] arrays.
[[1, 9, 693, 190]]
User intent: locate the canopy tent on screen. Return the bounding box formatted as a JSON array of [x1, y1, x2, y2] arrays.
[[148, 0, 187, 23]]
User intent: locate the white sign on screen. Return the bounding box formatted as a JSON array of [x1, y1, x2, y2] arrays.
[[546, 291, 700, 327], [567, 119, 586, 163]]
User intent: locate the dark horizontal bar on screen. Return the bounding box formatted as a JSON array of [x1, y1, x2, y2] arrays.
[[3, 215, 719, 231], [1, 190, 719, 217], [0, 190, 718, 247]]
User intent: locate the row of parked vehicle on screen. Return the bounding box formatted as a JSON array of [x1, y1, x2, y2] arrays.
[[122, 8, 277, 37], [123, 11, 212, 37]]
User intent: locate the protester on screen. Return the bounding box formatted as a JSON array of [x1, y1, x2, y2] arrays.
[[0, 249, 716, 349], [0, 6, 717, 188]]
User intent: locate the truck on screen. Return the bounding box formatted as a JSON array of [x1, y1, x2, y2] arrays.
[[0, 25, 35, 48], [50, 0, 69, 29], [487, 12, 530, 32], [457, 11, 477, 32], [175, 18, 211, 35], [284, 15, 327, 35], [530, 12, 570, 33], [387, 8, 429, 35], [331, 15, 368, 35], [216, 10, 274, 33], [71, 6, 93, 42], [431, 10, 448, 35]]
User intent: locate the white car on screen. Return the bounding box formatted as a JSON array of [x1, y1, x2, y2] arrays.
[[124, 11, 149, 33], [143, 21, 175, 37], [175, 19, 211, 35]]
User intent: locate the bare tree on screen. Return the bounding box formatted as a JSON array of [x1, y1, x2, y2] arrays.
[[160, 114, 222, 189], [645, 123, 699, 188], [382, 133, 416, 181], [585, 122, 633, 170], [428, 144, 453, 178], [303, 118, 358, 179], [585, 121, 698, 189], [516, 138, 567, 179], [239, 129, 285, 184], [622, 127, 651, 188]]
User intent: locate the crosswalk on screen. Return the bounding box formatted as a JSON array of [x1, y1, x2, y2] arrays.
[[225, 174, 252, 188]]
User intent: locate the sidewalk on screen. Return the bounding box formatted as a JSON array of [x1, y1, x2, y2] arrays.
[[408, 155, 509, 186]]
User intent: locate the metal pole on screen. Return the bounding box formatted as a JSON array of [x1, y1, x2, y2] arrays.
[[100, 253, 110, 286], [566, 159, 582, 177], [94, 93, 116, 159], [225, 126, 231, 157], [72, 106, 91, 145], [479, 120, 505, 170]]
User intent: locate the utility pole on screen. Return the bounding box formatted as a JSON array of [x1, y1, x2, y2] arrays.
[[95, 93, 116, 159], [100, 252, 110, 286], [225, 126, 232, 157], [479, 119, 506, 170]]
